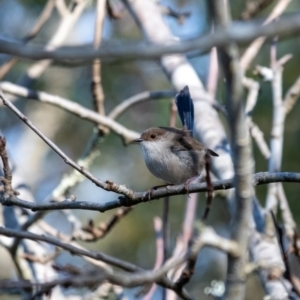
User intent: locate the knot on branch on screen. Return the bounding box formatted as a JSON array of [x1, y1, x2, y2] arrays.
[[118, 196, 132, 207], [105, 180, 134, 198]]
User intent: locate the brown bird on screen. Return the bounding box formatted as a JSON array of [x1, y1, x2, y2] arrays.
[[133, 86, 218, 185]]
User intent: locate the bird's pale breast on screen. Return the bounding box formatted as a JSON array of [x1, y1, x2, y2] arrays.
[[140, 139, 205, 184]]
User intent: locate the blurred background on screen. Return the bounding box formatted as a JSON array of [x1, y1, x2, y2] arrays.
[[0, 0, 300, 299]]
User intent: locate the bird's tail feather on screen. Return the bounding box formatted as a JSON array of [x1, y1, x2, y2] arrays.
[[175, 85, 194, 136]]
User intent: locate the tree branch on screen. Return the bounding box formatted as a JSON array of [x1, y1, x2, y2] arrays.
[[0, 82, 138, 143], [0, 13, 299, 61], [210, 1, 254, 299], [0, 172, 299, 213], [240, 0, 292, 70], [0, 0, 55, 80], [0, 224, 239, 299], [92, 0, 106, 131]]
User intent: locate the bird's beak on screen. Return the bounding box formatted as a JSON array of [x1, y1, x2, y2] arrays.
[[132, 138, 143, 143]]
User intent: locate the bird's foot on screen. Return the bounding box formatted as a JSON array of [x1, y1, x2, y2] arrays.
[[147, 183, 174, 201], [184, 176, 199, 197]]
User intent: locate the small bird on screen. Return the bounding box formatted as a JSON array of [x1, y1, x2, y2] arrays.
[[133, 86, 218, 185]]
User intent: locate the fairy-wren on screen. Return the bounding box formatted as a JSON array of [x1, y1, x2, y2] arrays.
[[132, 86, 218, 185]]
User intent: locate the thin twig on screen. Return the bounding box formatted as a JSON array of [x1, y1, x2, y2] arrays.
[[0, 226, 146, 272], [243, 77, 271, 159], [175, 225, 214, 289], [0, 88, 140, 196], [277, 183, 295, 240], [1, 81, 225, 130], [0, 82, 139, 143], [239, 0, 275, 21], [77, 207, 132, 241], [0, 225, 239, 299], [22, 249, 60, 264], [36, 223, 192, 300], [240, 0, 292, 70], [166, 192, 198, 300], [143, 217, 164, 300], [266, 50, 291, 212], [0, 264, 178, 292], [283, 74, 300, 115], [92, 0, 107, 132], [0, 0, 55, 80], [108, 90, 175, 119], [15, 0, 88, 90], [11, 132, 101, 254], [164, 101, 177, 252], [270, 212, 300, 296]]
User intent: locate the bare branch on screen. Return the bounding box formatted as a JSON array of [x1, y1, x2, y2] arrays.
[[0, 89, 140, 197], [55, 0, 69, 17], [0, 224, 239, 299], [243, 77, 271, 159], [277, 183, 296, 240], [143, 217, 164, 300], [16, 0, 88, 89], [240, 0, 292, 70], [92, 0, 106, 127], [239, 0, 275, 21], [75, 207, 132, 241], [108, 90, 175, 120], [271, 212, 300, 296], [0, 226, 144, 272], [0, 13, 300, 61], [266, 51, 290, 212], [210, 1, 254, 299], [0, 83, 139, 143], [284, 74, 300, 114], [0, 172, 299, 213], [0, 0, 55, 80]]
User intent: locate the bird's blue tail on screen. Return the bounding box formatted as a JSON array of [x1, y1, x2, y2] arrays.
[[175, 85, 194, 136]]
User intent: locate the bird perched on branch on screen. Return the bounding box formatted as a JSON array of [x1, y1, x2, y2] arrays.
[[133, 86, 218, 185]]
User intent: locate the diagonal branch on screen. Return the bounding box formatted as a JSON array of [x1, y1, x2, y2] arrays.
[[0, 224, 239, 299], [0, 0, 55, 80], [240, 0, 292, 70], [0, 82, 138, 143]]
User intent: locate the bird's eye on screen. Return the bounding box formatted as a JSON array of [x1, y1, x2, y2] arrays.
[[151, 134, 156, 139]]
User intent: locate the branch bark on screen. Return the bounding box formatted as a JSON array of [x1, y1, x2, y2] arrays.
[[210, 1, 254, 299], [0, 12, 300, 61]]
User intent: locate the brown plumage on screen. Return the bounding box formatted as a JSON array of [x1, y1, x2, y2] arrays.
[[133, 127, 218, 184]]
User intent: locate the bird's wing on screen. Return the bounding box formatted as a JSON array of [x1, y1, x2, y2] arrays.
[[171, 135, 203, 151], [171, 135, 219, 157]]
